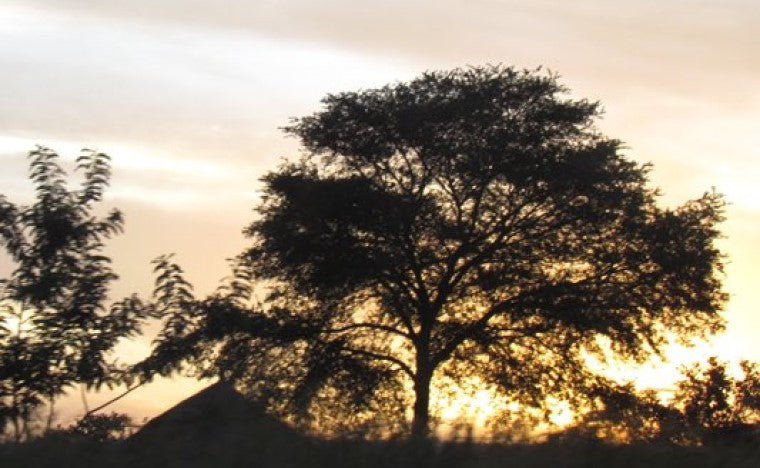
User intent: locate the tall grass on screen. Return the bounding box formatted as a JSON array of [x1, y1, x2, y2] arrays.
[[1, 433, 757, 468]]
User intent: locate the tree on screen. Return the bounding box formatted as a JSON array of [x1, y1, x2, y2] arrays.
[[675, 357, 760, 444], [64, 412, 134, 442], [569, 384, 686, 444], [572, 357, 759, 445], [141, 66, 726, 439], [0, 147, 147, 441]]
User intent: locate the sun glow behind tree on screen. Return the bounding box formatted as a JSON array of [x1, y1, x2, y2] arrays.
[[127, 66, 728, 440]]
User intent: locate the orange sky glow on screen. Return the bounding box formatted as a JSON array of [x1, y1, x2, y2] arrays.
[[0, 0, 758, 430]]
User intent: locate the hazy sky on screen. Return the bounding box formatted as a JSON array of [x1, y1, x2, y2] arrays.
[[1, 0, 758, 424]]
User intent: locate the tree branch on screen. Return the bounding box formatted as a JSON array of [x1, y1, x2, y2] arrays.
[[82, 381, 146, 419], [324, 322, 411, 339], [343, 347, 415, 379]]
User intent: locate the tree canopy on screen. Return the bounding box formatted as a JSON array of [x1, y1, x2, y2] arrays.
[[141, 66, 727, 439], [0, 147, 148, 440]]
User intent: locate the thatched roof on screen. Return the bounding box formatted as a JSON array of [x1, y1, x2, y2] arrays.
[[129, 380, 305, 450]]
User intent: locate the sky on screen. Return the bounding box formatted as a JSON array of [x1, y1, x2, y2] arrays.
[[0, 0, 758, 427]]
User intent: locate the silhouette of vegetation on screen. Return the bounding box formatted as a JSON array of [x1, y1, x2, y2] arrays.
[[61, 412, 133, 442], [2, 367, 755, 465], [135, 65, 727, 440], [570, 357, 759, 446], [570, 384, 684, 443], [2, 427, 760, 468], [675, 357, 759, 444], [0, 147, 150, 441]]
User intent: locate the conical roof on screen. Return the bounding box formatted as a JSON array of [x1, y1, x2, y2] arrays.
[[129, 380, 301, 446], [124, 381, 319, 467]]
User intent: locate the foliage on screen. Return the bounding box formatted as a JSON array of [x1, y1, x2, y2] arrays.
[[675, 357, 760, 444], [571, 357, 759, 446], [139, 65, 726, 438], [569, 385, 686, 444], [0, 147, 149, 441], [61, 412, 133, 442]]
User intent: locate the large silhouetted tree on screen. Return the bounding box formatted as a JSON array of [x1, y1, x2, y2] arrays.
[[0, 147, 147, 441], [247, 66, 725, 438], [141, 66, 726, 439]]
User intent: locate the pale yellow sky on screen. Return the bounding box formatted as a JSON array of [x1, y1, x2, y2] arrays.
[[0, 0, 758, 426]]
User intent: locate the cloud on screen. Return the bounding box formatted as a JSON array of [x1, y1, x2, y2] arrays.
[[4, 1, 757, 146], [0, 4, 418, 211], [8, 1, 758, 105]]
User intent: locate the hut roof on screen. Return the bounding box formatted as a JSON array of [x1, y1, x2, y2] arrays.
[[129, 380, 302, 447]]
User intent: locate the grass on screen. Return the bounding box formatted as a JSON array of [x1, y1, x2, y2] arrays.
[[1, 433, 758, 468]]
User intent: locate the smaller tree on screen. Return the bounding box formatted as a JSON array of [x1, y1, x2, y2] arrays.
[[572, 385, 686, 443], [675, 357, 760, 445], [0, 146, 149, 441], [573, 357, 760, 445], [65, 412, 134, 442]]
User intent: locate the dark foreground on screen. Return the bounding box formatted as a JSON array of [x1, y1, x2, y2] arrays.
[[1, 436, 758, 468]]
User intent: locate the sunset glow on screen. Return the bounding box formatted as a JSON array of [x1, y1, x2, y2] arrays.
[[1, 0, 758, 431]]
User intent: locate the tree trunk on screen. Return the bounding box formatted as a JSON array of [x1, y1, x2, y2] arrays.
[[11, 414, 21, 443], [411, 364, 433, 440], [11, 391, 21, 443], [45, 396, 56, 433]]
